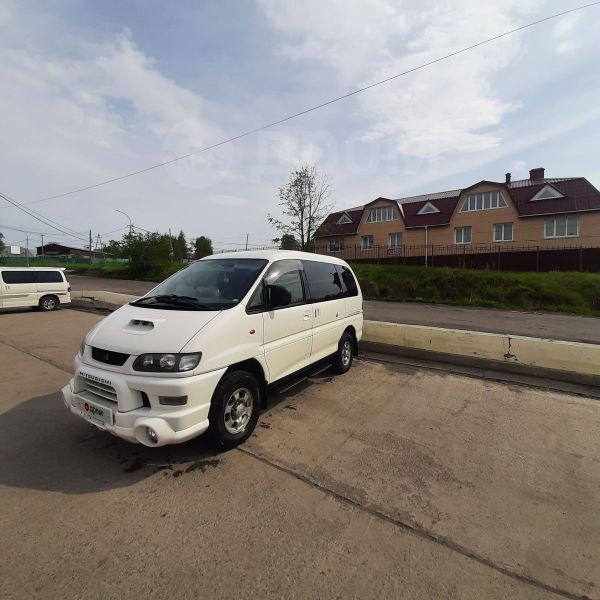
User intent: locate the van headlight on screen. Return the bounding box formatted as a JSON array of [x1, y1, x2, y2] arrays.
[[132, 353, 202, 372]]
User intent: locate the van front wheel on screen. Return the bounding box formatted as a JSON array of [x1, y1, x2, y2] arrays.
[[332, 331, 354, 374], [39, 295, 58, 311], [208, 370, 260, 450]]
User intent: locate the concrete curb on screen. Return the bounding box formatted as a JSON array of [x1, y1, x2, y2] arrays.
[[71, 290, 138, 305], [71, 291, 598, 381], [363, 320, 600, 379]]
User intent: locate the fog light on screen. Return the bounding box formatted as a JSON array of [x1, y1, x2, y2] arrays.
[[158, 395, 188, 406], [147, 427, 159, 444]]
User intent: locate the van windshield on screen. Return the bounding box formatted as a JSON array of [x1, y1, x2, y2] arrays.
[[131, 258, 268, 311]]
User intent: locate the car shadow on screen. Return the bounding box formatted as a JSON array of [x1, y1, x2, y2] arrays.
[[0, 391, 220, 495], [0, 367, 338, 495], [0, 307, 36, 315]]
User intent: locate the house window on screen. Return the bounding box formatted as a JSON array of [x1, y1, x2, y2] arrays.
[[388, 233, 402, 248], [460, 191, 507, 212], [544, 215, 578, 239], [454, 226, 472, 244], [531, 185, 563, 201], [361, 235, 374, 250], [336, 214, 352, 225], [366, 206, 395, 223], [417, 202, 439, 215], [327, 239, 344, 252], [493, 223, 513, 242]]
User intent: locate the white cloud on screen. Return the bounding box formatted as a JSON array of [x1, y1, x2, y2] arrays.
[[260, 0, 539, 159], [258, 0, 409, 82], [553, 12, 580, 37]]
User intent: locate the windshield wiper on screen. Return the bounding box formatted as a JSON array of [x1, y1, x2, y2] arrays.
[[130, 295, 214, 310]]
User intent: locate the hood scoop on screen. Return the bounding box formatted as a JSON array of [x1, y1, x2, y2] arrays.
[[122, 318, 163, 335]]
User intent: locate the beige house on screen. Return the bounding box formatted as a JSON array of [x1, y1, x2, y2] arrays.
[[315, 168, 600, 257]]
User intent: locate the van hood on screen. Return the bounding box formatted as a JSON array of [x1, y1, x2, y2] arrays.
[[86, 303, 221, 355]]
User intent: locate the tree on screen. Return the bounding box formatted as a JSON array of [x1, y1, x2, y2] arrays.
[[0, 231, 5, 254], [194, 236, 213, 259], [268, 165, 333, 252], [277, 233, 299, 250], [173, 230, 188, 261], [103, 239, 124, 258]]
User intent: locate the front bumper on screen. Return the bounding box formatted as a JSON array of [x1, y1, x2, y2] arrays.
[[61, 360, 226, 447]]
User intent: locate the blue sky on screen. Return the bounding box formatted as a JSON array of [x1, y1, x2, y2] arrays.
[[1, 0, 599, 250]]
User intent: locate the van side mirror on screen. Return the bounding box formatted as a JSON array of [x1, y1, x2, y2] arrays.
[[266, 284, 292, 309]]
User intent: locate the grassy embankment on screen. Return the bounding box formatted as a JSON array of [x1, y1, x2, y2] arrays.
[[15, 260, 599, 316], [351, 263, 600, 316]]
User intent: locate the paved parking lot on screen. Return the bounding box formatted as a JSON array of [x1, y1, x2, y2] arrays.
[[1, 307, 599, 599]]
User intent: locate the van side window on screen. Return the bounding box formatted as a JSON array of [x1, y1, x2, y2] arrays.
[[302, 260, 344, 302], [265, 261, 305, 306], [337, 265, 359, 297], [37, 271, 64, 283], [1, 271, 36, 284]]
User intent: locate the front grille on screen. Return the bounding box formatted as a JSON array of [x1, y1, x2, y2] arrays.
[[92, 347, 130, 366], [81, 379, 118, 404]]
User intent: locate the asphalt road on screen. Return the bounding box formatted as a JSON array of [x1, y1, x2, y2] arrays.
[[69, 275, 600, 344], [1, 308, 599, 599]]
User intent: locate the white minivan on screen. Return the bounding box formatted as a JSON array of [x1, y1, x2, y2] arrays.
[[0, 267, 71, 311], [62, 250, 363, 449]]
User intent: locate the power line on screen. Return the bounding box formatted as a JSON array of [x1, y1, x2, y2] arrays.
[[99, 225, 130, 237], [0, 191, 89, 243], [1, 2, 597, 209], [0, 222, 87, 236], [0, 190, 86, 236]]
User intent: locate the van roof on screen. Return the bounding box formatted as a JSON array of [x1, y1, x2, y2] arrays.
[[0, 266, 66, 271], [201, 249, 350, 265]]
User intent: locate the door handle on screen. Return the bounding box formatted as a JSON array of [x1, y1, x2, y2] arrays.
[[303, 310, 310, 321]]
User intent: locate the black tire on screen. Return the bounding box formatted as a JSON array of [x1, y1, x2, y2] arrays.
[[39, 295, 58, 311], [208, 370, 261, 450], [331, 331, 354, 374]]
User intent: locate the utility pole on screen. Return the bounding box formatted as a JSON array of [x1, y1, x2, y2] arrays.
[[168, 228, 174, 262], [41, 234, 44, 260], [89, 229, 94, 264], [245, 233, 249, 250]]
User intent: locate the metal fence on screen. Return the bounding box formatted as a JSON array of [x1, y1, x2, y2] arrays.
[[318, 243, 600, 272]]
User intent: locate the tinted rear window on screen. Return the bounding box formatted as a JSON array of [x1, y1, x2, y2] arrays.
[[1, 270, 36, 284], [37, 271, 64, 283], [302, 260, 344, 302]]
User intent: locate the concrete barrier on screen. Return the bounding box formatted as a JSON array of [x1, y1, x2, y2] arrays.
[[363, 320, 600, 378], [71, 290, 137, 305]]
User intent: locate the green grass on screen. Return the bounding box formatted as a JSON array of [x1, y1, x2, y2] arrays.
[[351, 263, 600, 317], [0, 260, 184, 282], [67, 262, 184, 282]]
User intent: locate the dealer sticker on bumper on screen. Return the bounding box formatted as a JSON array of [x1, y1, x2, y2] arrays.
[[76, 397, 114, 426]]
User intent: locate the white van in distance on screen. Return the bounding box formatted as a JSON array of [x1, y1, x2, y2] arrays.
[[0, 267, 71, 311], [62, 250, 363, 449]]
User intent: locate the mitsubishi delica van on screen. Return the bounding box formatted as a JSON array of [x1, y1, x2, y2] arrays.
[[61, 250, 363, 449], [0, 267, 71, 311]]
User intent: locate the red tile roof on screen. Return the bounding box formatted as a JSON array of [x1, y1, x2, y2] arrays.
[[316, 177, 600, 235], [315, 208, 364, 237], [401, 195, 461, 228], [507, 178, 600, 216]]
